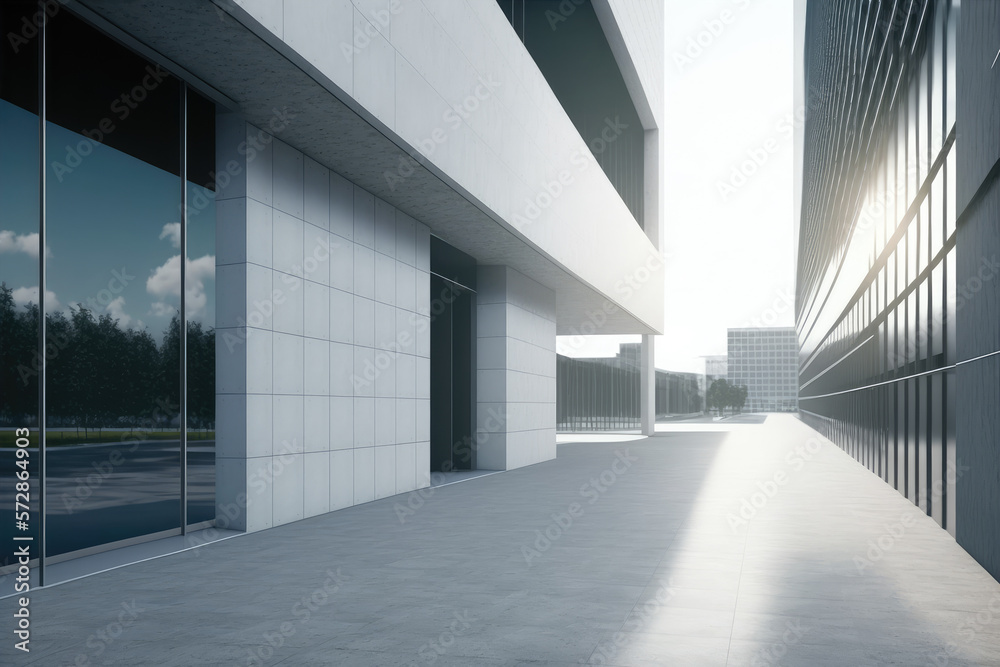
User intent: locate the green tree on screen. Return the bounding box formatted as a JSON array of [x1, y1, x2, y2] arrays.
[[707, 379, 730, 417], [0, 284, 39, 426]]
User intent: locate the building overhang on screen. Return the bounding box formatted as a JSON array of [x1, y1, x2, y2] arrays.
[[74, 0, 664, 335]]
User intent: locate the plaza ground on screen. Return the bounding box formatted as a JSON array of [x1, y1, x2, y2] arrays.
[[2, 414, 998, 666]]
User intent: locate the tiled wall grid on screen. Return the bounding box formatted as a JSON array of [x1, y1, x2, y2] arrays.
[[214, 117, 432, 531], [213, 118, 557, 531]]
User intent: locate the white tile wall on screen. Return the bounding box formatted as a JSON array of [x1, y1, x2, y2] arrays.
[[329, 396, 354, 450], [330, 237, 354, 292], [354, 245, 376, 299], [374, 445, 396, 499], [304, 338, 329, 395], [353, 447, 375, 504], [352, 6, 396, 126], [395, 443, 416, 493], [272, 140, 304, 219], [273, 274, 304, 336], [330, 288, 354, 344], [374, 253, 395, 306], [216, 120, 432, 532], [303, 157, 330, 230], [303, 451, 330, 518], [273, 210, 304, 277], [330, 449, 354, 510], [304, 281, 330, 339], [272, 452, 304, 525], [475, 266, 557, 471]]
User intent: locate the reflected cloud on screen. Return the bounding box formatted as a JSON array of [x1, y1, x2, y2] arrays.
[[158, 222, 181, 249], [0, 229, 51, 259], [12, 285, 61, 313], [105, 295, 135, 328], [146, 253, 215, 321]]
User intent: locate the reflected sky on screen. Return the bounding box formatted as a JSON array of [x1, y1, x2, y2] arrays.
[[0, 98, 215, 342]]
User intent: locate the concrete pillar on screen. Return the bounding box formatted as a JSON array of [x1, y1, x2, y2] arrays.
[[640, 334, 655, 435], [476, 266, 557, 470]]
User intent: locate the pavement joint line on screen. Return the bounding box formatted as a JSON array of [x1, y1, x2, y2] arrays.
[[430, 470, 505, 488], [0, 533, 246, 600], [1, 469, 511, 600]]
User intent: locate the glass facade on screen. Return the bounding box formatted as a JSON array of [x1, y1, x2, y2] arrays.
[[798, 0, 958, 532], [727, 328, 799, 412], [495, 0, 645, 227], [0, 0, 41, 573], [0, 5, 216, 571], [556, 345, 701, 431]]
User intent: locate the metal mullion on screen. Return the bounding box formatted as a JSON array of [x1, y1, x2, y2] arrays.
[[180, 85, 188, 532], [37, 6, 47, 587]]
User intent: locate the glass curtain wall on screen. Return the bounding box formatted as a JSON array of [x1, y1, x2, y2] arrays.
[[0, 5, 216, 574], [0, 0, 41, 573], [556, 355, 640, 431], [798, 0, 958, 533]]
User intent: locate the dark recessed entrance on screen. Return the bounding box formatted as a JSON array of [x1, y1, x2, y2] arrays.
[[429, 238, 476, 473]]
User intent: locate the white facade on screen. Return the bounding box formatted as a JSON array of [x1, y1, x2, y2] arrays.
[[74, 0, 665, 533], [214, 118, 433, 530], [476, 266, 558, 470], [226, 0, 665, 333]]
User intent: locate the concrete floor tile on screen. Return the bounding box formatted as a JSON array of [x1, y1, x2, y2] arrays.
[[3, 416, 999, 666]]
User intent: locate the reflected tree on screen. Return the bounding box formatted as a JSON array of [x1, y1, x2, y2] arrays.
[[0, 284, 215, 441]]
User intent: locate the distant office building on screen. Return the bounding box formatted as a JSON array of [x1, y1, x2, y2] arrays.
[[797, 0, 1000, 582], [615, 342, 643, 370], [704, 354, 728, 386], [727, 328, 799, 412]]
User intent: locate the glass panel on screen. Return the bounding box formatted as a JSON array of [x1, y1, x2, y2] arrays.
[[895, 106, 907, 225], [917, 280, 928, 362], [0, 0, 41, 572], [44, 11, 182, 556], [917, 51, 929, 185], [945, 246, 956, 365], [919, 199, 929, 274], [185, 89, 216, 525], [930, 167, 944, 254], [930, 0, 945, 155], [907, 83, 918, 205], [945, 146, 956, 238], [945, 0, 957, 132], [931, 263, 944, 358]]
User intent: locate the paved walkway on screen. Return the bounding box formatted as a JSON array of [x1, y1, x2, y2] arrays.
[[3, 415, 999, 666]]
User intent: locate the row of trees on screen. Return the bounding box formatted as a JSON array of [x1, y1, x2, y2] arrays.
[[0, 284, 215, 435], [706, 379, 748, 417]]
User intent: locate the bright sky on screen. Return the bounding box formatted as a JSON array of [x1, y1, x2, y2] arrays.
[[557, 0, 797, 375]]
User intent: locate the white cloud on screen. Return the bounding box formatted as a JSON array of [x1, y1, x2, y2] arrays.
[[146, 255, 181, 299], [148, 301, 175, 317], [11, 286, 61, 313], [146, 254, 215, 320], [0, 230, 50, 259], [104, 296, 133, 328], [159, 222, 181, 249]]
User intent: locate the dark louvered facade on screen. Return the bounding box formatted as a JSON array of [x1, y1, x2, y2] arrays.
[[798, 0, 1000, 581]]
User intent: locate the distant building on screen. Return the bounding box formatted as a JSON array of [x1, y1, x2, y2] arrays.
[[703, 354, 728, 395], [727, 328, 799, 412]]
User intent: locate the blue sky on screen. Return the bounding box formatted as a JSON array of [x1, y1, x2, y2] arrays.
[[0, 100, 215, 342]]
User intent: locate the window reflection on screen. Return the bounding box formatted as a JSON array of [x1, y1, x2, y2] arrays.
[[0, 0, 41, 570], [44, 10, 183, 556]]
